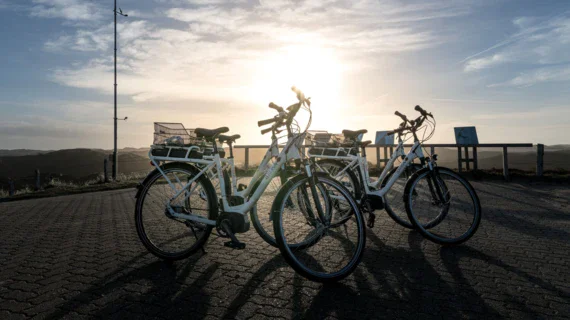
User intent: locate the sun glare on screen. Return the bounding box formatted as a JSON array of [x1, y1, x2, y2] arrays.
[[250, 45, 344, 130]]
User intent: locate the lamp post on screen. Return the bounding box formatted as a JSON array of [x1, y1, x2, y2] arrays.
[[112, 0, 128, 180]]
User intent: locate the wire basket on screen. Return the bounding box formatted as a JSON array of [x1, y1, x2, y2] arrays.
[[153, 122, 202, 146], [306, 130, 346, 147]]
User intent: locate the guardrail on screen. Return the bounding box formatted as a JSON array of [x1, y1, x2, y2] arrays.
[[235, 143, 542, 180]]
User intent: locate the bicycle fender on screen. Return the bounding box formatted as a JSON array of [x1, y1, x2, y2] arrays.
[[134, 162, 203, 199]]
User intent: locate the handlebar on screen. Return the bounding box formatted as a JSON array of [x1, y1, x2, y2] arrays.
[[394, 111, 408, 122], [258, 86, 310, 135], [258, 117, 279, 127], [388, 105, 434, 136], [415, 105, 432, 117], [386, 127, 411, 136], [269, 102, 284, 113], [260, 126, 273, 135]]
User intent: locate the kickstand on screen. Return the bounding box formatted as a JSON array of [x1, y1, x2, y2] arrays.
[[221, 221, 246, 250], [189, 225, 206, 254]]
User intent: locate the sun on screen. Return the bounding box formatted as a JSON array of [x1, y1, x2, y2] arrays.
[[250, 45, 344, 131]]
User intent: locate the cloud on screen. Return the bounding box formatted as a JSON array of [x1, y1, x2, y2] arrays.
[[489, 66, 570, 88], [30, 0, 104, 21], [40, 0, 471, 104], [464, 54, 509, 72], [471, 106, 570, 120], [463, 13, 570, 84]]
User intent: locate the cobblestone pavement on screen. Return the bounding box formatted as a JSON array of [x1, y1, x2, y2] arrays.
[[1, 181, 569, 319]]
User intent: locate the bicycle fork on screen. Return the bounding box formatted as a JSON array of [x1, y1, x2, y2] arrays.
[[425, 160, 451, 210], [300, 160, 329, 227]]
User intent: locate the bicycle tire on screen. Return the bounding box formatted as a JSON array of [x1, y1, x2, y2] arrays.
[[404, 167, 481, 245], [273, 173, 366, 283], [135, 162, 218, 260], [315, 159, 362, 200], [381, 163, 422, 229], [250, 171, 329, 248]]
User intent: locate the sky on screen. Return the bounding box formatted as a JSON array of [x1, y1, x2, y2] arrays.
[[1, 0, 569, 150]]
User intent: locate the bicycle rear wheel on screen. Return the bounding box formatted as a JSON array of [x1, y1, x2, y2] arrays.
[[273, 174, 366, 283], [135, 162, 218, 260], [315, 159, 361, 200], [405, 167, 481, 245]]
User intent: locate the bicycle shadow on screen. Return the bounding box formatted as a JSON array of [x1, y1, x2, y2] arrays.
[[44, 252, 218, 319], [440, 245, 570, 300], [222, 230, 507, 319]]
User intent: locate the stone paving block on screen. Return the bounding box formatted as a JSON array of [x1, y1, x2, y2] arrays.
[[0, 182, 569, 318]]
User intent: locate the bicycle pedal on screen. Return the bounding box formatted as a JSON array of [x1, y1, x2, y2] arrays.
[[367, 213, 376, 228], [224, 240, 246, 250]]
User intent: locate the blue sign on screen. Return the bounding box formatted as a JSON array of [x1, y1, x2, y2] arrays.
[[454, 127, 479, 145], [375, 131, 395, 145]]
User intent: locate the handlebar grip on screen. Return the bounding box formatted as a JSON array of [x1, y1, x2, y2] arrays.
[[415, 105, 427, 115], [261, 127, 272, 135], [258, 117, 277, 127], [269, 102, 284, 112], [394, 111, 407, 121]]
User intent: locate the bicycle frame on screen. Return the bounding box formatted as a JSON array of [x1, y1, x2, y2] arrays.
[[312, 137, 424, 198], [148, 133, 306, 226]]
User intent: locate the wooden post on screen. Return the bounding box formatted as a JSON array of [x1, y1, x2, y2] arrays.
[[104, 158, 110, 183], [376, 146, 380, 169], [502, 146, 510, 180], [244, 147, 249, 170], [8, 178, 15, 196], [457, 147, 462, 173], [536, 144, 544, 177], [35, 169, 41, 191], [383, 146, 388, 168], [464, 146, 470, 171], [389, 146, 394, 157], [430, 146, 435, 156], [473, 146, 478, 171]]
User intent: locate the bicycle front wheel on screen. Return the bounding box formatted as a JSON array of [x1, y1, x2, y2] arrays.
[[250, 171, 330, 248], [381, 163, 422, 229], [405, 167, 481, 245], [273, 174, 366, 283]]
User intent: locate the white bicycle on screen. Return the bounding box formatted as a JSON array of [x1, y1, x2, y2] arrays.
[[134, 87, 366, 282], [309, 106, 482, 245]]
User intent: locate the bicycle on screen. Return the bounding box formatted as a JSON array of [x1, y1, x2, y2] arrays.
[[309, 106, 482, 245], [308, 112, 423, 229], [134, 87, 366, 282]]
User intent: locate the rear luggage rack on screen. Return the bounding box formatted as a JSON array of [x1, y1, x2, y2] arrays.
[[150, 122, 226, 162]]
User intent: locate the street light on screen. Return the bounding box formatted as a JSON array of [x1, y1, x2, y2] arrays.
[[112, 0, 128, 180]]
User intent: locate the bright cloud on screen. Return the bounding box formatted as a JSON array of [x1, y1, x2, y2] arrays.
[[41, 0, 471, 105]]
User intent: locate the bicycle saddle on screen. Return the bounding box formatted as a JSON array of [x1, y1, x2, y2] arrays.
[[218, 134, 241, 143], [195, 127, 229, 138], [342, 129, 368, 138], [359, 140, 372, 148]]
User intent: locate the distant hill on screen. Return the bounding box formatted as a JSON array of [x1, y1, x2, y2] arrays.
[[0, 149, 152, 185], [0, 149, 54, 157], [1, 145, 568, 189]]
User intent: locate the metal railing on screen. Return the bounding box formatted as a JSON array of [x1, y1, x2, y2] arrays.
[[234, 143, 542, 180]]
